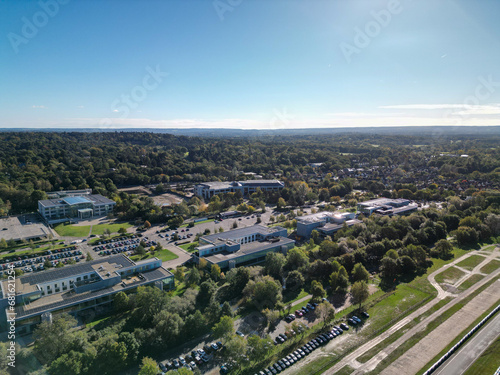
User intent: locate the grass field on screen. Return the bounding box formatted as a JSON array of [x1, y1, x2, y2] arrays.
[[481, 244, 497, 252], [409, 248, 469, 295], [480, 259, 500, 274], [179, 242, 198, 252], [180, 219, 214, 227], [458, 274, 484, 292], [54, 224, 91, 237], [456, 254, 486, 271], [91, 222, 132, 235], [130, 248, 178, 262], [434, 266, 466, 285], [463, 336, 500, 375]]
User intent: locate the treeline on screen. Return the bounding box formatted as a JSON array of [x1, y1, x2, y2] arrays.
[[1, 132, 499, 215]]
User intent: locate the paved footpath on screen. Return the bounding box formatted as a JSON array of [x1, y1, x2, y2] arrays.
[[380, 278, 500, 375], [316, 247, 500, 375]]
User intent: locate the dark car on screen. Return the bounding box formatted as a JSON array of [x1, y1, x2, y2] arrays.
[[158, 362, 168, 372]]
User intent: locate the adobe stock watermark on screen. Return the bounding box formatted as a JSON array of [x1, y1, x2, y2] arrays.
[[270, 107, 295, 129], [6, 264, 17, 368], [339, 0, 405, 64], [7, 0, 70, 54], [444, 75, 500, 126], [213, 0, 242, 21], [100, 65, 168, 127]]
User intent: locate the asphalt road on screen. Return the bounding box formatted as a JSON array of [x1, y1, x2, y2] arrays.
[[433, 309, 500, 375]]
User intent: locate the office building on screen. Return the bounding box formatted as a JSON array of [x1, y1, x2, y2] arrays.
[[357, 198, 417, 216], [0, 254, 174, 334], [296, 211, 358, 239], [194, 180, 284, 200], [194, 225, 295, 269], [38, 192, 116, 223]]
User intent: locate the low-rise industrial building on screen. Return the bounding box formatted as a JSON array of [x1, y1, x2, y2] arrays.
[[194, 180, 284, 200], [296, 211, 357, 239], [194, 225, 295, 269], [357, 198, 416, 216], [38, 192, 116, 223], [0, 255, 174, 334]]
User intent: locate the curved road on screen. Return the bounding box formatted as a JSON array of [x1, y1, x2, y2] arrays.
[[433, 308, 500, 375]]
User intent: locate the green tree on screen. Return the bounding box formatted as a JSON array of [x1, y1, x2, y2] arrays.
[[247, 334, 273, 362], [33, 314, 78, 364], [351, 263, 370, 283], [211, 264, 221, 281], [316, 301, 335, 325], [113, 291, 130, 312], [433, 239, 453, 259], [285, 270, 305, 291], [277, 197, 286, 210], [118, 227, 127, 235], [212, 315, 235, 340], [138, 357, 158, 375], [310, 280, 326, 302], [264, 251, 286, 279], [86, 252, 93, 261], [221, 301, 233, 318], [186, 267, 201, 286], [350, 281, 369, 310]]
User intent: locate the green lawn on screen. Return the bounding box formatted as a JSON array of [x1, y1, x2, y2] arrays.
[[480, 259, 500, 274], [130, 248, 178, 262], [481, 244, 497, 252], [458, 274, 484, 292], [435, 266, 466, 285], [463, 336, 500, 375], [408, 248, 469, 295], [91, 222, 132, 236], [180, 219, 214, 227], [456, 255, 486, 271], [54, 224, 91, 237], [179, 242, 198, 252], [283, 289, 309, 304]]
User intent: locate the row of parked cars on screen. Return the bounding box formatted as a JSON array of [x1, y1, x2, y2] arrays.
[[92, 235, 139, 246], [0, 245, 78, 268], [0, 248, 82, 274], [256, 329, 342, 375], [158, 341, 224, 374], [285, 302, 319, 323], [95, 238, 157, 257], [267, 313, 369, 373]]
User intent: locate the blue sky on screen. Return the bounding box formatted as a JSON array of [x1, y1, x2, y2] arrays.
[[1, 0, 500, 129]]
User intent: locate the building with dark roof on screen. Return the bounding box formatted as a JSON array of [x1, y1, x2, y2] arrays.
[[194, 180, 284, 200], [38, 191, 116, 223], [0, 254, 174, 335], [194, 225, 295, 269]]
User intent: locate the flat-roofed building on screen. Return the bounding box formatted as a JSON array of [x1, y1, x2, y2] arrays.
[[357, 198, 414, 215], [194, 180, 284, 200], [38, 193, 116, 223], [296, 211, 356, 239], [0, 254, 174, 335], [194, 225, 295, 269]]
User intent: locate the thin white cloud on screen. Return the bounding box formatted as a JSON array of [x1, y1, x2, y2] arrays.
[[380, 104, 467, 110], [32, 105, 47, 109]]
